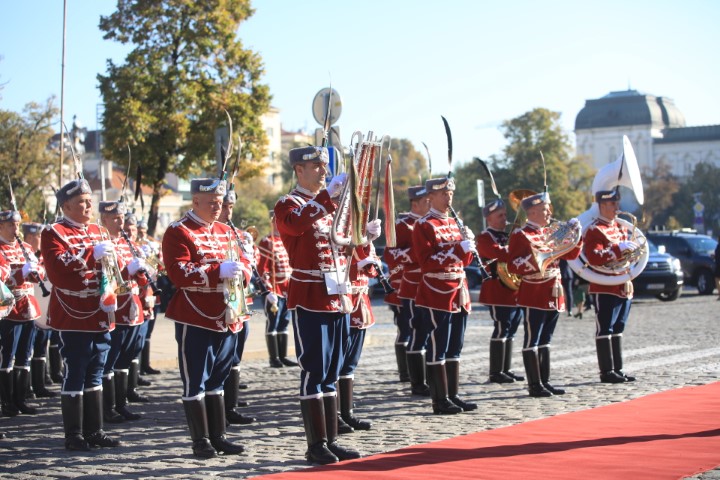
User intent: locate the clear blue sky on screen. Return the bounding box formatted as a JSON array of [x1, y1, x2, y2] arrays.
[[1, 0, 718, 174]]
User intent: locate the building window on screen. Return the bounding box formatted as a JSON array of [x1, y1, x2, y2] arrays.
[[266, 127, 274, 138]]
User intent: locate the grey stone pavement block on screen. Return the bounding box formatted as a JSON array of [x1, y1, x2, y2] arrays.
[[0, 290, 718, 479]]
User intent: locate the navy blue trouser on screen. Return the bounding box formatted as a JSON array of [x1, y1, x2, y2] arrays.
[[292, 307, 349, 399], [489, 305, 523, 340], [104, 324, 141, 374], [418, 307, 467, 365], [522, 308, 559, 349], [405, 299, 430, 354], [392, 303, 411, 345], [339, 327, 366, 377], [33, 326, 51, 359], [265, 295, 291, 334], [57, 330, 111, 394], [0, 320, 36, 369], [594, 294, 632, 336], [175, 323, 236, 399], [232, 319, 250, 365]]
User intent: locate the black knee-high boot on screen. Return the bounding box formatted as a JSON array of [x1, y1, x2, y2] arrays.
[[13, 368, 38, 414], [49, 345, 64, 384], [300, 397, 338, 464], [102, 375, 125, 423], [504, 338, 524, 381], [140, 340, 160, 375], [538, 345, 565, 395], [323, 395, 361, 460], [522, 349, 552, 398], [114, 370, 141, 421], [224, 368, 255, 425], [339, 378, 372, 430], [127, 361, 149, 403], [182, 398, 217, 459], [277, 333, 298, 367], [596, 336, 625, 383], [394, 343, 410, 382], [611, 334, 635, 382], [31, 358, 56, 398], [205, 394, 244, 455], [266, 334, 283, 368], [489, 340, 513, 383], [62, 394, 89, 451], [446, 361, 477, 411], [406, 352, 430, 396], [83, 389, 121, 447], [427, 364, 462, 414]]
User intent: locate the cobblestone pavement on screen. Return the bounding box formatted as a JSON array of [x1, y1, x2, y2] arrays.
[[1, 290, 718, 479]]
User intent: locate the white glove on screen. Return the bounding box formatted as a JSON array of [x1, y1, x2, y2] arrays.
[[356, 257, 377, 270], [567, 218, 580, 228], [460, 240, 476, 254], [366, 219, 382, 240], [326, 173, 347, 198], [241, 231, 254, 246], [266, 292, 278, 305], [93, 241, 115, 261], [127, 257, 147, 276], [618, 241, 638, 253], [140, 244, 153, 258], [27, 252, 39, 263], [22, 262, 39, 278], [219, 260, 243, 279], [242, 250, 256, 266], [463, 226, 475, 241]]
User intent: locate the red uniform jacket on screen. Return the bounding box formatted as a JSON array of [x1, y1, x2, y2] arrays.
[[0, 255, 12, 318], [476, 228, 518, 307], [257, 234, 291, 298], [507, 221, 582, 312], [412, 209, 473, 313], [350, 245, 378, 329], [583, 216, 633, 298], [274, 187, 350, 313], [162, 211, 251, 333], [41, 220, 116, 332], [112, 236, 147, 326], [385, 213, 420, 305], [0, 239, 46, 321]]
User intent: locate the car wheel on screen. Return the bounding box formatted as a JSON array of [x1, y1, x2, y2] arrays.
[[696, 269, 715, 295], [656, 288, 682, 302]]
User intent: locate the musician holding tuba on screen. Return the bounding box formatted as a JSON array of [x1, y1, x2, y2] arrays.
[[476, 199, 525, 384], [507, 191, 582, 398], [273, 145, 361, 465], [41, 178, 122, 451], [583, 188, 640, 384]]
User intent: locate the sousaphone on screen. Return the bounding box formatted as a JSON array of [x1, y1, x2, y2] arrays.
[[568, 135, 649, 285]]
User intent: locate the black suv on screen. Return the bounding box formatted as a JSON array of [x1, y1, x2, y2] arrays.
[[646, 230, 718, 295], [632, 239, 684, 301]]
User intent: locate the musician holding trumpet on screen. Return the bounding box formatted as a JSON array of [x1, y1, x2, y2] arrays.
[[41, 178, 121, 451], [584, 188, 639, 384], [507, 191, 582, 398]]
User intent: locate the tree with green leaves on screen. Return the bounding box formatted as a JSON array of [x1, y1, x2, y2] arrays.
[[669, 163, 720, 234], [452, 108, 593, 232], [641, 161, 681, 230], [0, 98, 59, 222], [98, 0, 271, 236]]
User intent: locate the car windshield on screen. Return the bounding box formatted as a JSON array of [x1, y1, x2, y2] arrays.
[[685, 236, 718, 255], [647, 239, 659, 253]]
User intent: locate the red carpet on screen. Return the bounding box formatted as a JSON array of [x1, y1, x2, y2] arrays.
[[261, 382, 720, 480]]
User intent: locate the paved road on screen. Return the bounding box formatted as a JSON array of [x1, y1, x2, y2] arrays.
[[1, 290, 718, 479]]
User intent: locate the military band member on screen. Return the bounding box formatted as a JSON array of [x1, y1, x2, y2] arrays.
[[219, 190, 256, 426], [98, 202, 149, 423], [412, 177, 476, 415], [0, 210, 45, 416], [41, 178, 121, 451], [135, 218, 162, 376], [274, 145, 361, 465], [22, 222, 56, 399], [476, 199, 525, 384], [162, 178, 250, 459], [257, 212, 296, 368], [507, 192, 582, 398], [583, 189, 639, 383], [338, 241, 381, 432], [391, 186, 431, 395]]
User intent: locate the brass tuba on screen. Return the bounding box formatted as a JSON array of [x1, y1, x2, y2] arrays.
[[569, 135, 649, 285]]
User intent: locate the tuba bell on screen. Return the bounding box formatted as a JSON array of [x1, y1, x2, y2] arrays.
[[568, 135, 649, 285]]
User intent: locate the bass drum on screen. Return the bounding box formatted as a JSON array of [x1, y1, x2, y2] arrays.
[[568, 216, 649, 285], [33, 281, 52, 330]]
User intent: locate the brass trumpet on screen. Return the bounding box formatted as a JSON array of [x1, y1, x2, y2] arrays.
[[529, 218, 582, 276], [97, 222, 131, 295]]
